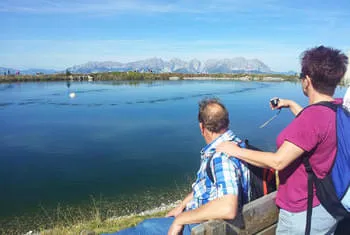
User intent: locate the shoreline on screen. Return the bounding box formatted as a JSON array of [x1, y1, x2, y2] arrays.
[[1, 183, 191, 235], [26, 200, 182, 235], [0, 72, 299, 84]]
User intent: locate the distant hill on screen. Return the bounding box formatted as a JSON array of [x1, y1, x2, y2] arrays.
[[20, 68, 59, 75], [67, 57, 272, 74], [0, 67, 17, 75], [0, 67, 59, 75]]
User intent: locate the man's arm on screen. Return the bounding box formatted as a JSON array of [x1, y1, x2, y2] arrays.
[[171, 194, 238, 225], [166, 192, 193, 217], [171, 153, 240, 225]]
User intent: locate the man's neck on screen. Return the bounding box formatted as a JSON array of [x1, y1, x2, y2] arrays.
[[205, 129, 227, 144]]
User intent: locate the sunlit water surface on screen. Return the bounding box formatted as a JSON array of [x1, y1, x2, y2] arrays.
[[0, 80, 347, 233]]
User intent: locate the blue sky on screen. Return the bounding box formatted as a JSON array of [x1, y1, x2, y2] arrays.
[[0, 0, 349, 71]]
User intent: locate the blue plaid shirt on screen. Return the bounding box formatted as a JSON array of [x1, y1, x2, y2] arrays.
[[186, 130, 250, 211]]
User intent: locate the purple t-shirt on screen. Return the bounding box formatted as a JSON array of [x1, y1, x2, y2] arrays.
[[275, 99, 342, 212]]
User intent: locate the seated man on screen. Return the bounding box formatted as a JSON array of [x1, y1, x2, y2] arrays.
[[111, 98, 250, 235]]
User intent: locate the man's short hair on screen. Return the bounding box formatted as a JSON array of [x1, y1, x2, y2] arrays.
[[301, 45, 348, 96], [198, 98, 229, 133]]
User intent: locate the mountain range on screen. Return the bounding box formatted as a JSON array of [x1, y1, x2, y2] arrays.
[[67, 57, 272, 74], [2, 57, 278, 75]]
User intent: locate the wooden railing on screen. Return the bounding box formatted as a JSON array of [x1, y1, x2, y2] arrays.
[[191, 191, 278, 235]]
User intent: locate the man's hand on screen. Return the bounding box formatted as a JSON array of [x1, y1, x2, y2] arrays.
[[216, 141, 241, 158], [166, 204, 184, 217], [168, 220, 183, 235]]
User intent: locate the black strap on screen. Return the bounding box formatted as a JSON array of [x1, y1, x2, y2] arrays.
[[206, 155, 215, 183], [296, 101, 338, 118], [303, 157, 314, 235], [314, 101, 338, 112]]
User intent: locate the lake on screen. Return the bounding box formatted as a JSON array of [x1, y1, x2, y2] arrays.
[[0, 80, 347, 233]]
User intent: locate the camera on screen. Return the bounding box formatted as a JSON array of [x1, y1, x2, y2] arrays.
[[270, 98, 279, 108]]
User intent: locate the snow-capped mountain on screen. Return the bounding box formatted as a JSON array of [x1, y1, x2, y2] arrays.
[[1, 57, 273, 75], [67, 57, 272, 74]]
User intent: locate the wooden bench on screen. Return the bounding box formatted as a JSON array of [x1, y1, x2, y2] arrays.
[[191, 191, 278, 235]]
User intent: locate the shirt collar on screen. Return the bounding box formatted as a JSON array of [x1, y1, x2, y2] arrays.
[[200, 129, 239, 160]]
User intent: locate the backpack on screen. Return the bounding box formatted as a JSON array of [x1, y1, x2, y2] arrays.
[[303, 102, 350, 235], [206, 139, 276, 204]]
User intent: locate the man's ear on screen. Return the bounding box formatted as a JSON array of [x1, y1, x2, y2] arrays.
[[199, 122, 205, 135]]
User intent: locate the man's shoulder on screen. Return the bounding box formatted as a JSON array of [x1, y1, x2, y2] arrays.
[[211, 152, 240, 168]]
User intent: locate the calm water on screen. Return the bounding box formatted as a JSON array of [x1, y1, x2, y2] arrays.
[[0, 80, 347, 232]]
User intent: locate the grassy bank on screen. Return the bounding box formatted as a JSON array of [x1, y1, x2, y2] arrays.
[[40, 205, 173, 235], [0, 182, 191, 235], [0, 71, 299, 83]]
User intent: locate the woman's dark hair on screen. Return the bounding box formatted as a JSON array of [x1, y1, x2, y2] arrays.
[[301, 46, 348, 95], [198, 98, 229, 133]]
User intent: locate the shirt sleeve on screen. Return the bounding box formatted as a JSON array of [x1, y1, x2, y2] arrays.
[[278, 106, 332, 152], [211, 153, 240, 197]]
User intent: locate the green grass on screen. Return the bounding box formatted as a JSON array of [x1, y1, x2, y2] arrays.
[[40, 210, 169, 235], [0, 181, 192, 235]]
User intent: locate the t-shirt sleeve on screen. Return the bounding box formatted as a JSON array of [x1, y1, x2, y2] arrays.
[[212, 153, 240, 197], [278, 106, 331, 152]]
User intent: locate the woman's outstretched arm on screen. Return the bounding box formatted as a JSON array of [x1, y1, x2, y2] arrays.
[[216, 141, 304, 171]]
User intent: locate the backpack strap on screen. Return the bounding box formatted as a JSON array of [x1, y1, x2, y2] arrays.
[[296, 101, 338, 118], [303, 156, 314, 235], [206, 155, 215, 183], [314, 101, 338, 112]]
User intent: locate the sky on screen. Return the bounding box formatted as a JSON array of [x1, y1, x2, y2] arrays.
[[0, 0, 350, 72]]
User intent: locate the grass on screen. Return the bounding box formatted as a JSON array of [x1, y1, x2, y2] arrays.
[[40, 210, 169, 235], [0, 181, 191, 235]]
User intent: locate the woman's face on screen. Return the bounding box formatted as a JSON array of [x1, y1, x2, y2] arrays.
[[301, 78, 308, 97], [299, 72, 309, 97]]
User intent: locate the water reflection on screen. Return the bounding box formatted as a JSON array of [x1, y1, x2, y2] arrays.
[[0, 82, 268, 108]]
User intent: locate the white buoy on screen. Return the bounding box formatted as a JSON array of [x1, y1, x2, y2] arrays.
[[69, 92, 76, 98]]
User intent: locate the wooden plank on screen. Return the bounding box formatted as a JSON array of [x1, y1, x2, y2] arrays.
[[255, 224, 277, 235], [191, 224, 206, 235], [204, 220, 226, 235]]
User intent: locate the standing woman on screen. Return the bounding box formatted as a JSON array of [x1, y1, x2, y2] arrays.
[[217, 46, 348, 235]]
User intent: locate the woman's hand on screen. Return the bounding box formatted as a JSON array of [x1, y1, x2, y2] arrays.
[[270, 97, 303, 116], [216, 141, 242, 157], [270, 97, 290, 110]]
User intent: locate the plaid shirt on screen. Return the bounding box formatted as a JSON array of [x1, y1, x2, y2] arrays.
[[186, 130, 250, 211]]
